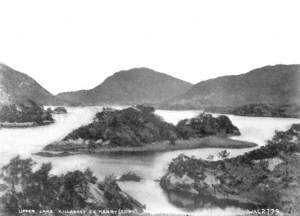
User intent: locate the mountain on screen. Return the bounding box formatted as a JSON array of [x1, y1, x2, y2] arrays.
[[0, 64, 67, 105], [162, 64, 300, 109], [57, 67, 192, 105]]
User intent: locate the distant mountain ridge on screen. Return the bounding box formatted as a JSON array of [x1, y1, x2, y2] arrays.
[[0, 64, 66, 105], [1, 63, 299, 109], [162, 64, 300, 109], [57, 67, 192, 105]]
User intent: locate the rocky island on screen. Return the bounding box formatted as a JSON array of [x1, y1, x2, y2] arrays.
[[0, 100, 54, 128], [0, 156, 145, 216], [160, 124, 300, 215], [39, 106, 256, 156]]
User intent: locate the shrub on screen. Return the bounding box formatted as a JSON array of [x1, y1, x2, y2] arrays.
[[64, 105, 178, 147], [0, 100, 53, 124]]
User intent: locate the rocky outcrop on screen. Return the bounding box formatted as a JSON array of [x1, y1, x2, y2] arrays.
[[160, 124, 300, 215]]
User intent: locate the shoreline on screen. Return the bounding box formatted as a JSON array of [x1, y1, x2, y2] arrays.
[[36, 136, 257, 157], [0, 120, 54, 129], [156, 108, 300, 119]]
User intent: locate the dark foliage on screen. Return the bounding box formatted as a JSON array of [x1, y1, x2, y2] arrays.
[[235, 124, 300, 163], [64, 105, 178, 147], [0, 100, 53, 124], [119, 172, 141, 182], [176, 113, 240, 139], [168, 124, 300, 177], [0, 157, 141, 215], [231, 103, 300, 118], [162, 124, 300, 213]]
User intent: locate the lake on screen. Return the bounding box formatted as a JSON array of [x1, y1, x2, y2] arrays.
[[0, 107, 299, 215]]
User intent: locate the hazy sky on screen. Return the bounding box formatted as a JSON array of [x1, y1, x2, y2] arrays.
[[1, 0, 300, 94]]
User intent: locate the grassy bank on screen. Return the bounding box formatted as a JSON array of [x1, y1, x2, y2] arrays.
[[92, 136, 257, 153], [37, 136, 257, 157]]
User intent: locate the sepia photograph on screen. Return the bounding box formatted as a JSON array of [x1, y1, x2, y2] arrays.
[[0, 0, 299, 216]]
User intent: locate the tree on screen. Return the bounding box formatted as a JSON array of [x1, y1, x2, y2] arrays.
[[218, 150, 230, 159], [87, 141, 97, 153], [1, 156, 35, 192], [169, 134, 177, 145]]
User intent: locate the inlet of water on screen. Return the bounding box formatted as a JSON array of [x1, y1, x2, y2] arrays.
[[1, 107, 299, 215]]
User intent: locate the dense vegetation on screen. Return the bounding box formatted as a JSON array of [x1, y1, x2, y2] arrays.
[[234, 123, 300, 163], [230, 103, 300, 118], [0, 156, 144, 215], [166, 124, 300, 178], [0, 100, 53, 124], [161, 124, 300, 214], [64, 105, 178, 147], [176, 113, 240, 139], [63, 106, 240, 148]]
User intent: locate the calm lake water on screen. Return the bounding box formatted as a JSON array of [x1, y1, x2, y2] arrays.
[[0, 107, 299, 215]]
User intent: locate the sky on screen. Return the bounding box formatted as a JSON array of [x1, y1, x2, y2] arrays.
[[0, 0, 300, 94]]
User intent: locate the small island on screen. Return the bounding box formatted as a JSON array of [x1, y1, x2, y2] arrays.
[[53, 106, 68, 114], [0, 100, 54, 128], [39, 105, 256, 156], [160, 124, 300, 215], [118, 172, 142, 182], [0, 156, 145, 215]]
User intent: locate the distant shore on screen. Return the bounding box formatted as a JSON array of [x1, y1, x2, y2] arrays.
[[155, 103, 300, 119], [36, 136, 257, 157]]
